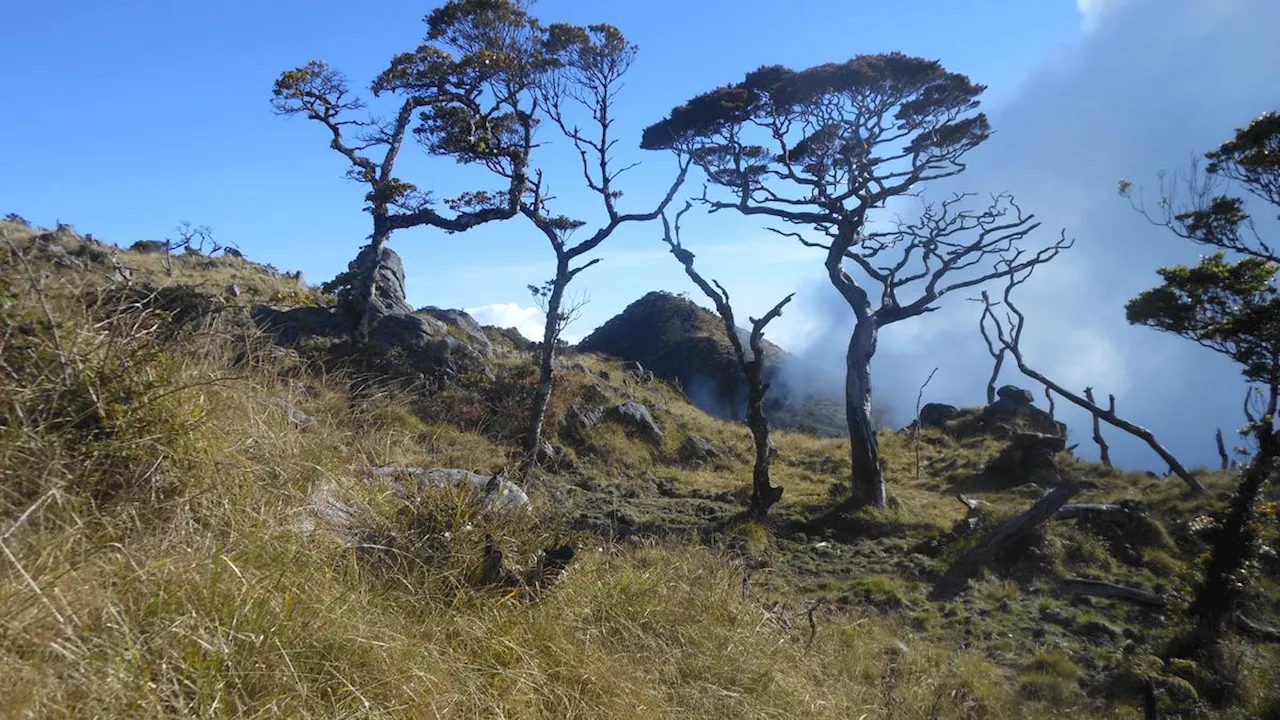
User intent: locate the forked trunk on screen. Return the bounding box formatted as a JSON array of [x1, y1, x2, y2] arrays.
[[846, 317, 885, 508], [525, 261, 568, 461], [745, 359, 782, 515]]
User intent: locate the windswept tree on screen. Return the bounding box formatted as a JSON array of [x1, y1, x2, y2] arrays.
[[518, 23, 689, 460], [642, 54, 1066, 507], [1124, 112, 1280, 651], [661, 202, 792, 515], [271, 0, 545, 341]]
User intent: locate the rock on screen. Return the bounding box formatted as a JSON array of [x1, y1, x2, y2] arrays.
[[365, 466, 532, 514], [261, 396, 318, 431], [222, 247, 245, 259], [226, 282, 241, 298], [919, 403, 959, 428], [997, 385, 1036, 406], [680, 434, 719, 466], [605, 401, 663, 443], [623, 360, 645, 377], [344, 244, 414, 319], [418, 306, 494, 357], [984, 432, 1066, 486], [1076, 619, 1125, 642], [130, 239, 168, 254]]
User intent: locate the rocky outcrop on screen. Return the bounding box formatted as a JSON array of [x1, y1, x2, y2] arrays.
[[578, 291, 844, 436], [418, 306, 495, 357], [255, 245, 491, 381], [978, 384, 1066, 439]]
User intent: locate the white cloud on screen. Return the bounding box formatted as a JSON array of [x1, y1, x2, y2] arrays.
[[1076, 0, 1128, 31], [465, 303, 546, 341]]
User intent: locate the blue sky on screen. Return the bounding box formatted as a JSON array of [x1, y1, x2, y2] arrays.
[[4, 0, 1279, 472]]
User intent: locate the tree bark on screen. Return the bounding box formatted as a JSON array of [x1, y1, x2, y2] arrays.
[[1216, 428, 1230, 470], [1183, 425, 1278, 651], [1084, 387, 1112, 468], [525, 257, 568, 460], [845, 316, 886, 508]]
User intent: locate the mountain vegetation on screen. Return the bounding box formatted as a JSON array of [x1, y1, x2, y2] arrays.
[[3, 0, 1279, 716]]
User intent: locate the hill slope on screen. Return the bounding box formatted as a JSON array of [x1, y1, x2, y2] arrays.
[[578, 291, 847, 435], [2, 217, 1279, 718]]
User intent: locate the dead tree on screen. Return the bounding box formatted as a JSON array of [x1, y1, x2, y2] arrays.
[[932, 468, 1080, 599], [519, 24, 690, 463], [1216, 428, 1230, 470], [1044, 386, 1056, 419], [972, 295, 1006, 405], [915, 367, 939, 483], [977, 268, 1205, 493], [271, 2, 542, 342], [1083, 387, 1113, 468], [661, 202, 791, 515]]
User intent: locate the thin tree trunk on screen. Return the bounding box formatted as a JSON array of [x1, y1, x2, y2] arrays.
[[525, 258, 568, 460], [744, 354, 782, 515], [987, 348, 1004, 405], [846, 317, 885, 508], [1084, 387, 1112, 468], [1216, 428, 1230, 470]]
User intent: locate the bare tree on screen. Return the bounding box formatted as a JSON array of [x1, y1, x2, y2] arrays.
[[1083, 387, 1113, 468], [272, 0, 544, 341], [914, 367, 939, 484], [977, 265, 1205, 493], [519, 23, 690, 461], [642, 55, 1069, 508], [1216, 428, 1231, 470], [660, 202, 792, 515]]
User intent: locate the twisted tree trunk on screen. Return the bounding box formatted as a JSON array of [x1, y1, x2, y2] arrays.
[[845, 317, 885, 508]]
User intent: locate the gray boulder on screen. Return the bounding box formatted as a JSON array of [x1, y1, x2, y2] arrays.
[[606, 401, 663, 443], [680, 434, 719, 466], [345, 244, 414, 319], [418, 306, 494, 357], [996, 385, 1036, 406], [984, 431, 1066, 486], [919, 403, 959, 428], [365, 466, 531, 514]]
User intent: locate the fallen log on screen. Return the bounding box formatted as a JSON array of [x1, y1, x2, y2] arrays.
[[1060, 578, 1166, 608], [1056, 504, 1128, 521], [1233, 612, 1280, 642], [932, 479, 1080, 600]]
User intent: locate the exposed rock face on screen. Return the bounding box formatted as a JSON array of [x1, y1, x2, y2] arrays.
[[919, 403, 959, 428], [418, 306, 495, 357], [343, 244, 414, 319], [605, 401, 663, 443], [254, 246, 491, 381], [577, 291, 845, 436], [996, 384, 1036, 406]]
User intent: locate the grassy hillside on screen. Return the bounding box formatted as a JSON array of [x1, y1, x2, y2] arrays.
[[2, 218, 1279, 718]]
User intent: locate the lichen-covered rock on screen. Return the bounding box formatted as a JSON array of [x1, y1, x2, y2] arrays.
[[679, 434, 719, 466], [418, 306, 494, 357], [605, 401, 663, 443]]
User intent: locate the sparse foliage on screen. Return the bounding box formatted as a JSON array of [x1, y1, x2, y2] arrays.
[[642, 54, 1068, 508], [272, 0, 544, 340], [515, 20, 690, 461]]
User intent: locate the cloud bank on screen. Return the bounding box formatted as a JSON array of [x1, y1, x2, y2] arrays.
[[788, 0, 1280, 472]]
